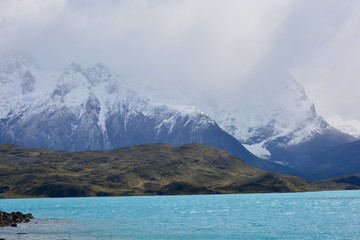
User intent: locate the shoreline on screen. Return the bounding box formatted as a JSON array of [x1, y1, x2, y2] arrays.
[[0, 189, 357, 200]]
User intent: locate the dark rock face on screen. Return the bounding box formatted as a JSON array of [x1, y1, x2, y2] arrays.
[[0, 211, 34, 227]]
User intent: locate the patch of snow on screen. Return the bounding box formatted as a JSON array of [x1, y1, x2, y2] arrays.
[[274, 161, 288, 166], [0, 56, 57, 118], [243, 141, 271, 159], [112, 71, 332, 151]]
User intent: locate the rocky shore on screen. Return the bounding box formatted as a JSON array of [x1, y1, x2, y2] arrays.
[[0, 211, 34, 227]]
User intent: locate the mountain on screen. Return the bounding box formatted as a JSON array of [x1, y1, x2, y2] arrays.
[[0, 55, 294, 174], [1, 143, 354, 198], [130, 72, 357, 175], [0, 55, 58, 118], [198, 77, 356, 172], [0, 57, 235, 151], [1, 55, 356, 179], [306, 140, 360, 179]]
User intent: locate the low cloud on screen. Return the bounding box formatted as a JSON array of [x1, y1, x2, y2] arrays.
[[1, 0, 359, 120]]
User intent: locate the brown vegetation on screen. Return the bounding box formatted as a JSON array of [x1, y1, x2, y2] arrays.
[[0, 143, 358, 198]]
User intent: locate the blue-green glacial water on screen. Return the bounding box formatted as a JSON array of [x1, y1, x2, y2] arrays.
[[1, 190, 360, 239]]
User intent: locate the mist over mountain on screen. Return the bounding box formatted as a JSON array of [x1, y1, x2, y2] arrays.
[[205, 77, 356, 171], [1, 55, 359, 179], [1, 55, 285, 172], [327, 116, 360, 139], [130, 69, 357, 172]]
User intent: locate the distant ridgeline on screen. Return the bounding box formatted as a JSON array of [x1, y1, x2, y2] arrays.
[[0, 143, 360, 198]]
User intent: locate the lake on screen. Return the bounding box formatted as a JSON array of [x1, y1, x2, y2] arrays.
[[1, 190, 360, 239]]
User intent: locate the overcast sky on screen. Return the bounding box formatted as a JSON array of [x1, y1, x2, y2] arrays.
[[1, 0, 360, 121]]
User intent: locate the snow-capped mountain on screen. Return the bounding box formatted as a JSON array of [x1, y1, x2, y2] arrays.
[[202, 77, 356, 170], [0, 55, 57, 119], [1, 55, 356, 178], [135, 73, 356, 171], [0, 56, 267, 169], [206, 78, 327, 157]]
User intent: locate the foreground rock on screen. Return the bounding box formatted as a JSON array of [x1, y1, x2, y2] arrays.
[[0, 211, 34, 227]]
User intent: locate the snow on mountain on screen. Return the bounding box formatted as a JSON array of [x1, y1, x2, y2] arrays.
[[0, 55, 57, 118], [327, 116, 360, 139], [133, 72, 355, 170], [199, 76, 358, 172], [1, 56, 264, 170], [1, 59, 203, 148], [242, 141, 271, 159], [2, 55, 356, 177], [198, 77, 331, 158]]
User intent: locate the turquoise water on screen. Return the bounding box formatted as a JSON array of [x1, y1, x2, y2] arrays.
[[1, 191, 360, 239]]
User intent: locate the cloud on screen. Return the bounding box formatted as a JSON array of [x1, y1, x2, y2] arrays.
[[0, 0, 66, 52], [292, 1, 360, 119], [1, 0, 359, 120], [0, 0, 291, 86]]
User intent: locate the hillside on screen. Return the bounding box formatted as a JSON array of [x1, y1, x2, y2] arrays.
[[306, 140, 360, 179], [0, 143, 357, 198]]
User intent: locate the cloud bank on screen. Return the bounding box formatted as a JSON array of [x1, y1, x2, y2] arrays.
[[1, 0, 359, 120]]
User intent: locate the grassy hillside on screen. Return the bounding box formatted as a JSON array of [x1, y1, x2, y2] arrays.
[[0, 143, 357, 198]]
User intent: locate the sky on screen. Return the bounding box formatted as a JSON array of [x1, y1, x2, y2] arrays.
[[1, 0, 360, 121]]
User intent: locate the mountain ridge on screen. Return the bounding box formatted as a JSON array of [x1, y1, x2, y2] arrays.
[[0, 55, 297, 175], [0, 55, 358, 179], [134, 73, 357, 173]]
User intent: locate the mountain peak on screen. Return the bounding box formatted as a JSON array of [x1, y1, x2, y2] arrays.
[[65, 62, 83, 73], [200, 75, 331, 159], [280, 77, 308, 102], [0, 54, 36, 74], [53, 63, 91, 98], [94, 62, 106, 69], [87, 62, 113, 86]]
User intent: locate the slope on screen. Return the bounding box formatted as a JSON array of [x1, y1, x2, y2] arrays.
[[197, 76, 356, 173], [131, 73, 357, 176], [306, 140, 360, 179], [0, 143, 323, 198]]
